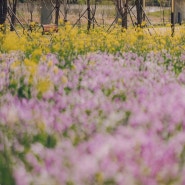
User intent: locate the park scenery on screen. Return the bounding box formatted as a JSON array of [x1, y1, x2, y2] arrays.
[[2, 0, 185, 185]]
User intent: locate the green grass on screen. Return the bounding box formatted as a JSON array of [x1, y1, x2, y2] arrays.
[[147, 9, 171, 18]]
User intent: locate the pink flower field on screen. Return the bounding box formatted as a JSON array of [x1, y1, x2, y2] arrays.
[[1, 51, 185, 185]]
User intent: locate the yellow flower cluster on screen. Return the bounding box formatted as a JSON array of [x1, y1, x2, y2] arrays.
[[1, 24, 185, 63]]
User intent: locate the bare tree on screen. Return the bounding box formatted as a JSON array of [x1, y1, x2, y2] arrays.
[[8, 0, 18, 31], [55, 0, 60, 25], [86, 0, 99, 30], [87, 0, 91, 30], [0, 0, 8, 24], [27, 0, 35, 22], [100, 5, 105, 26], [91, 0, 98, 29], [63, 0, 69, 22], [114, 0, 129, 28], [135, 0, 143, 26]]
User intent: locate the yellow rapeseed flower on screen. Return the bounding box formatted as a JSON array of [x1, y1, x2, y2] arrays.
[[3, 32, 20, 51], [31, 48, 43, 61], [36, 78, 52, 94], [24, 58, 37, 81]]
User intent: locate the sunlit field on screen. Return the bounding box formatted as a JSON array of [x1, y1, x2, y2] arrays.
[[1, 22, 185, 185]]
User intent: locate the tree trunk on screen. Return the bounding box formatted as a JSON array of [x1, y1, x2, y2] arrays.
[[135, 0, 143, 26], [87, 0, 91, 31], [0, 0, 8, 24], [63, 0, 68, 22], [122, 0, 128, 29], [114, 0, 128, 29], [55, 0, 60, 25], [10, 0, 18, 31], [27, 0, 35, 22], [41, 0, 53, 24]]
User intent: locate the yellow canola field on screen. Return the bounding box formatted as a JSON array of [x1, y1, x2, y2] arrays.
[[1, 23, 185, 62]]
